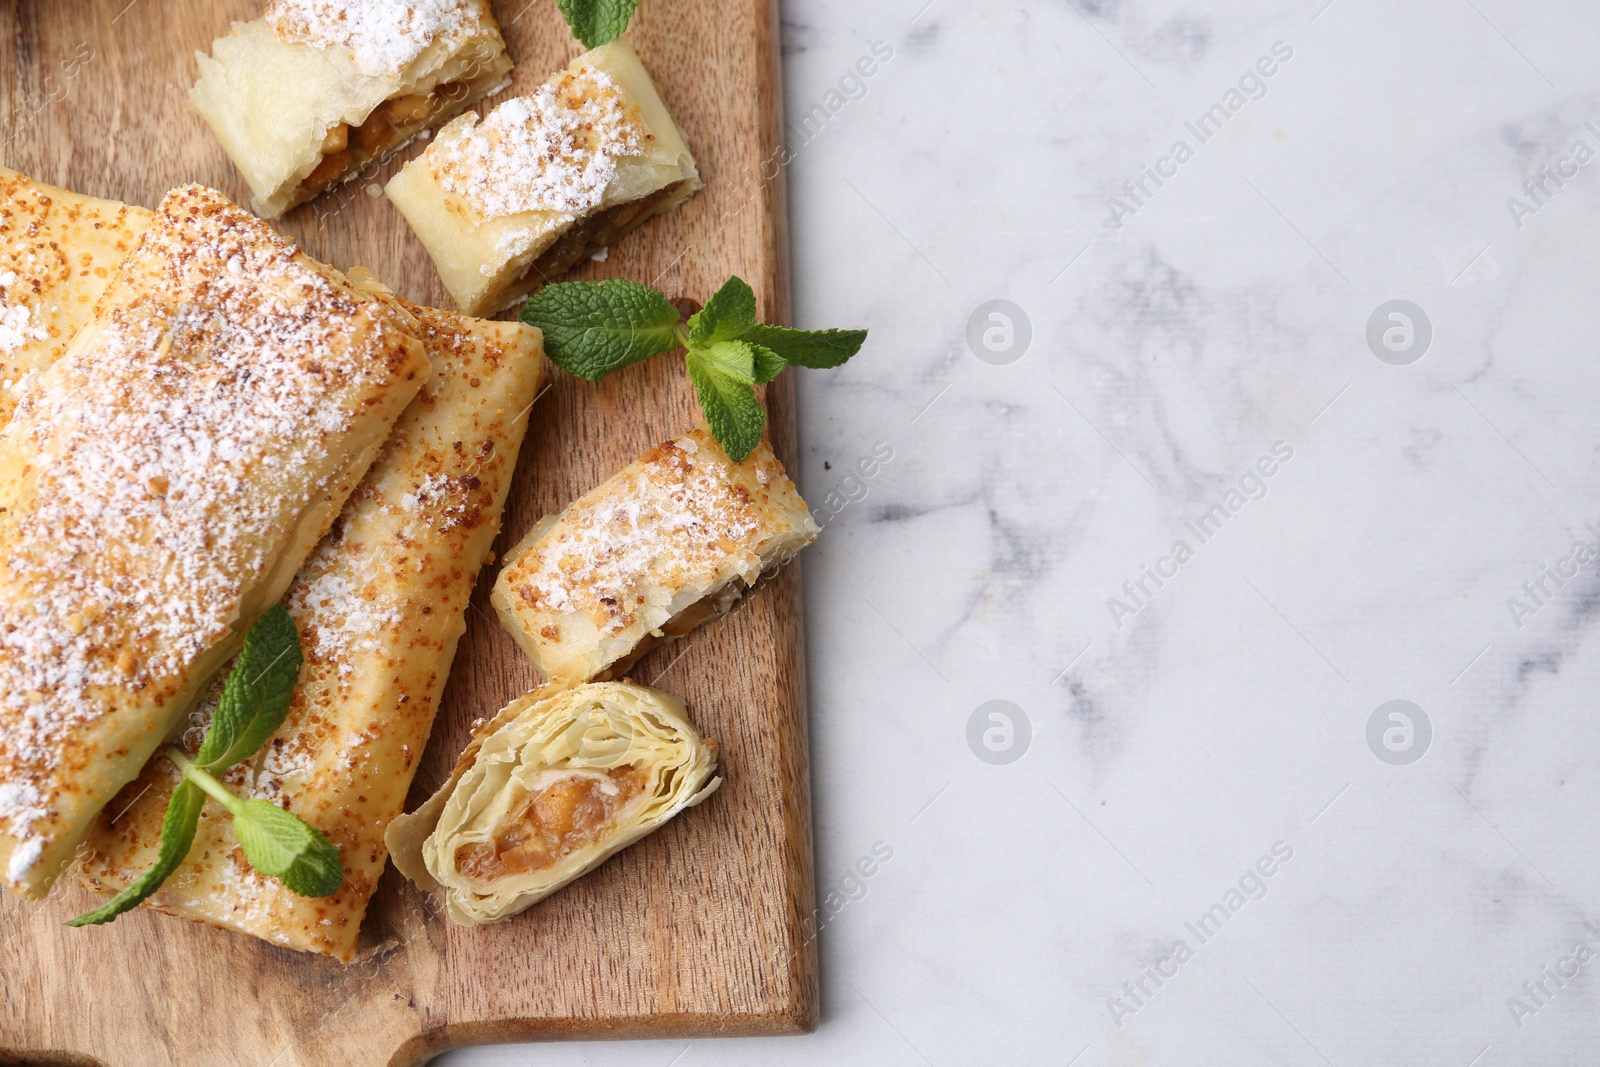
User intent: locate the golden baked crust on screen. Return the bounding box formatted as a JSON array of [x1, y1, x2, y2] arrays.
[[492, 427, 818, 684], [0, 185, 431, 898], [79, 298, 545, 959], [0, 168, 152, 426], [386, 40, 701, 314], [192, 0, 512, 218]]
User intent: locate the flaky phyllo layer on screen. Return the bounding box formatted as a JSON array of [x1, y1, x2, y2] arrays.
[[0, 185, 431, 897], [387, 682, 719, 925]]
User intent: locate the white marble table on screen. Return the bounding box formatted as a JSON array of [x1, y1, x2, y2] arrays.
[[450, 1, 1600, 1063]]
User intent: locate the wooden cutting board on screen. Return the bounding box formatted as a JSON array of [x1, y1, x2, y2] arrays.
[[0, 1, 817, 1064]]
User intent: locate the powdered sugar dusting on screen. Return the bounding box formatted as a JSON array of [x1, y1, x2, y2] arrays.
[[265, 0, 485, 78], [0, 269, 45, 355], [0, 782, 46, 880], [511, 430, 775, 635], [0, 301, 45, 355], [396, 469, 483, 533], [6, 835, 42, 883], [431, 64, 647, 220], [285, 557, 403, 672], [399, 470, 455, 515], [0, 185, 417, 882]]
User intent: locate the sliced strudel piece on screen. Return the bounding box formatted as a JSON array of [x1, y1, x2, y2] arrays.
[[386, 40, 701, 314], [387, 681, 720, 925], [192, 0, 513, 218], [491, 427, 817, 685], [0, 167, 152, 426], [0, 186, 431, 898], [79, 293, 545, 958]]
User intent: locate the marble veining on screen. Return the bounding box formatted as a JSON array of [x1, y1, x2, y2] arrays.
[[447, 0, 1600, 1064]]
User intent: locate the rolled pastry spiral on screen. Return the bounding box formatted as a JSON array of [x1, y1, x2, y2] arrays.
[[386, 681, 719, 925]]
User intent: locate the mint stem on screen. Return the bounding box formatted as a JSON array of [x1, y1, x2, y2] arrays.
[[167, 749, 248, 819]]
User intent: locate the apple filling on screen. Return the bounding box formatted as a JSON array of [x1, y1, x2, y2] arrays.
[[521, 180, 690, 288], [454, 765, 645, 887], [298, 77, 492, 200], [597, 576, 748, 682]]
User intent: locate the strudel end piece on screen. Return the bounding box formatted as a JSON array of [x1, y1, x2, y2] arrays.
[[79, 292, 544, 958], [0, 186, 431, 898], [0, 167, 152, 426], [386, 681, 720, 925], [192, 0, 513, 218], [386, 40, 701, 315], [491, 427, 818, 685]]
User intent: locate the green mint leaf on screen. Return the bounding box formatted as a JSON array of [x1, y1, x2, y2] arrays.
[[231, 799, 343, 898], [688, 275, 758, 347], [184, 757, 345, 898], [697, 339, 756, 384], [66, 778, 205, 926], [522, 279, 681, 382], [556, 0, 640, 48], [741, 325, 867, 369], [749, 342, 787, 384], [686, 350, 765, 461], [193, 604, 303, 774]]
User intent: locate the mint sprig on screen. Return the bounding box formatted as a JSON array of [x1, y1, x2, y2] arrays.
[[178, 753, 344, 898], [558, 0, 640, 48], [522, 275, 867, 461], [68, 605, 342, 927]]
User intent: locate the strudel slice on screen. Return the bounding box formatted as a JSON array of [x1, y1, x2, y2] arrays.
[[0, 186, 431, 898], [386, 40, 701, 314], [0, 168, 152, 426], [192, 0, 513, 218], [80, 293, 545, 959], [387, 681, 720, 925], [492, 427, 818, 685]]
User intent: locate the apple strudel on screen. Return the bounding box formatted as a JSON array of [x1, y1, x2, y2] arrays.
[[79, 296, 545, 958], [385, 40, 701, 314], [0, 185, 431, 898], [192, 0, 513, 218], [386, 681, 720, 925], [491, 427, 818, 685]]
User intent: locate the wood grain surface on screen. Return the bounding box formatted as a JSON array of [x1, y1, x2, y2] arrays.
[[0, 1, 817, 1063]]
